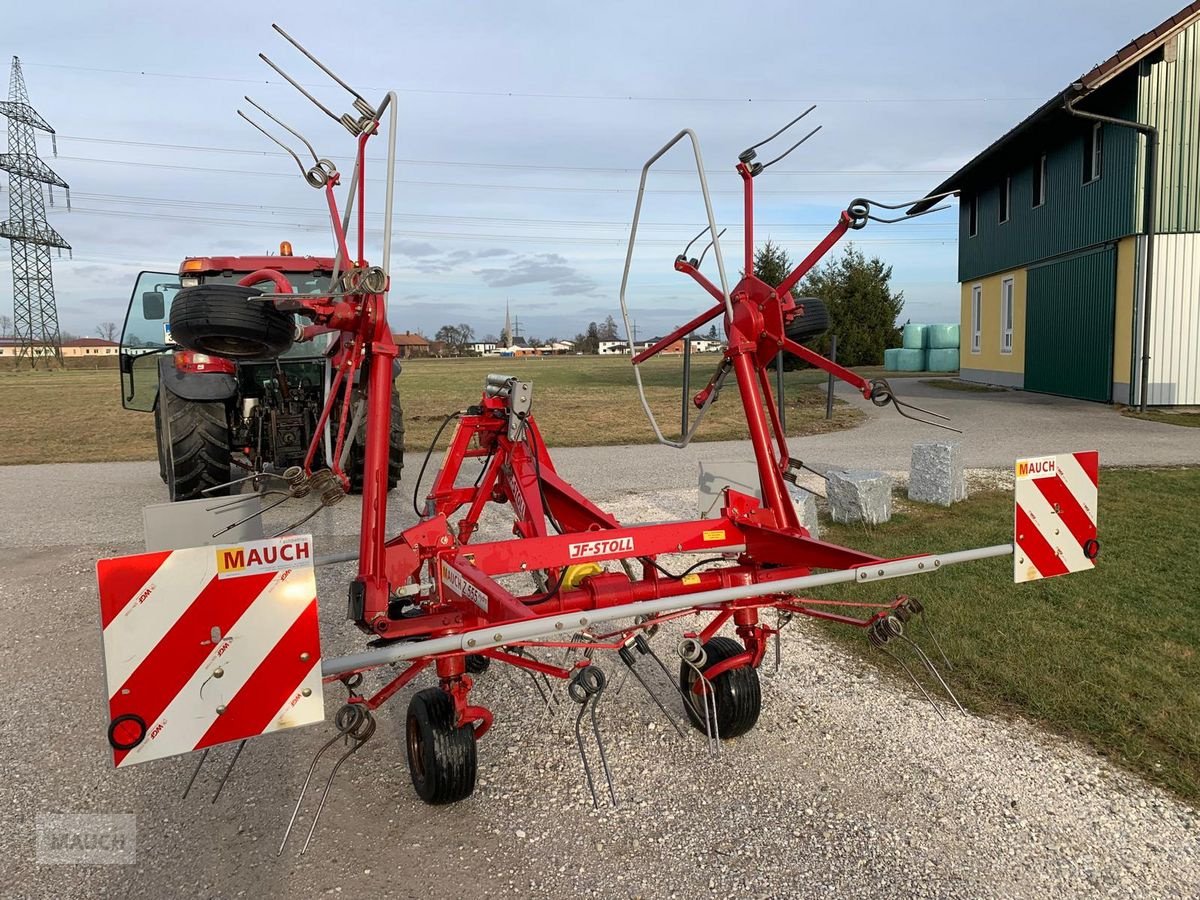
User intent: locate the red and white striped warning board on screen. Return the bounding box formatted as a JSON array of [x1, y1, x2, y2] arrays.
[[96, 535, 324, 767], [1013, 451, 1099, 584]]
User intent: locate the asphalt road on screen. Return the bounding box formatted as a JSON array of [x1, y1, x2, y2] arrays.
[[2, 385, 1198, 899]]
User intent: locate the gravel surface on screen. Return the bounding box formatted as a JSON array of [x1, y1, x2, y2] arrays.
[[2, 463, 1198, 899]]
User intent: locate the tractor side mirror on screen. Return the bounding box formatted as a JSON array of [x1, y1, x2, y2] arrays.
[[142, 291, 165, 320]]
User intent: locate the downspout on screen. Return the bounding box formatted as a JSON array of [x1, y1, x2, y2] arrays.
[[1064, 87, 1158, 411]]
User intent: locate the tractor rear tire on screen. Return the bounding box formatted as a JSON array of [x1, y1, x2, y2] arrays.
[[169, 283, 295, 359], [344, 389, 405, 494], [784, 297, 830, 344], [160, 389, 232, 502], [678, 636, 762, 739], [405, 687, 477, 804]]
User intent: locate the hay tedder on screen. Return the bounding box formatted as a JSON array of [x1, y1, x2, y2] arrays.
[[96, 27, 1100, 848]]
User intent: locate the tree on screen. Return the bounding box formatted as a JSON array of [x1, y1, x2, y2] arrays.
[[753, 239, 796, 296], [97, 321, 119, 341], [798, 244, 904, 367], [434, 323, 476, 356], [705, 323, 718, 340], [599, 315, 619, 341], [0, 314, 12, 337]]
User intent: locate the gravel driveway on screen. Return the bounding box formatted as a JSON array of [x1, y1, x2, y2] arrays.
[[2, 387, 1198, 899]]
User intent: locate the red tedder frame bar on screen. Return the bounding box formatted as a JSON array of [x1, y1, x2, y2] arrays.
[[276, 113, 952, 735]]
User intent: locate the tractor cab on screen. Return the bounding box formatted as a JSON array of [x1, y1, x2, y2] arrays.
[[116, 246, 405, 502]]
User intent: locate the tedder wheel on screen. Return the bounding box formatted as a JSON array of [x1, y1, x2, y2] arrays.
[[405, 687, 477, 804], [678, 636, 762, 739], [344, 388, 405, 494], [160, 388, 231, 502], [169, 283, 295, 359]]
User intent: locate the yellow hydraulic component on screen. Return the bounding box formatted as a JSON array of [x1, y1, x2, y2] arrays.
[[561, 563, 604, 591]]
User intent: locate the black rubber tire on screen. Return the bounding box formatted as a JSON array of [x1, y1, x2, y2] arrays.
[[344, 389, 405, 494], [464, 654, 490, 675], [153, 396, 169, 484], [678, 636, 762, 740], [169, 283, 295, 359], [405, 687, 477, 804], [160, 388, 231, 502], [785, 297, 830, 344]]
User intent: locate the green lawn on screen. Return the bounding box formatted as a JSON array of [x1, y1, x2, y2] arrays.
[[0, 355, 885, 465], [1120, 407, 1200, 428], [811, 467, 1200, 803]]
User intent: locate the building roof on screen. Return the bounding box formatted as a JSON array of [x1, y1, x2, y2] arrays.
[[63, 337, 118, 347], [392, 331, 430, 347], [911, 1, 1200, 212]]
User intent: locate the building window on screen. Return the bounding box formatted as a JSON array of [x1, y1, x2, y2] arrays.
[[967, 195, 978, 237], [970, 284, 982, 353], [998, 177, 1011, 223], [1000, 277, 1015, 354], [1032, 154, 1046, 207], [1083, 122, 1102, 183]]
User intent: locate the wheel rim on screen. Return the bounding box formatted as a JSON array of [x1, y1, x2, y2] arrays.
[[682, 665, 706, 718], [406, 713, 425, 781]]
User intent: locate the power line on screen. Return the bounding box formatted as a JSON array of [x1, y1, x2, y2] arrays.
[[44, 133, 954, 178], [63, 204, 956, 245], [25, 60, 1041, 105], [52, 154, 951, 197]]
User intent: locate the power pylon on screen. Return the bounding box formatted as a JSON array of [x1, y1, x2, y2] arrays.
[[0, 56, 70, 367]]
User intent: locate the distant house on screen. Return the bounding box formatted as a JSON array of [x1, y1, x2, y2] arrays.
[[62, 338, 119, 357], [599, 341, 630, 354], [392, 331, 430, 359], [634, 336, 724, 355], [468, 341, 499, 356], [0, 337, 54, 357], [915, 1, 1200, 405]]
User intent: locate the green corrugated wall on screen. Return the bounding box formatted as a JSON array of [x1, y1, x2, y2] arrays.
[[1024, 246, 1116, 402], [1138, 19, 1200, 233], [958, 79, 1140, 282]]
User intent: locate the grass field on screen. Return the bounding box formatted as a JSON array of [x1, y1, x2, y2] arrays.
[[1120, 407, 1200, 428], [812, 467, 1200, 803], [0, 355, 887, 465]]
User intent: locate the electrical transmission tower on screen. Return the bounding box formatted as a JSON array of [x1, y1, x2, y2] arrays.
[[0, 56, 70, 367]]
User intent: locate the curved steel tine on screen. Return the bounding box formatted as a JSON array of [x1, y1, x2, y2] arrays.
[[588, 690, 619, 806], [201, 472, 272, 496], [863, 189, 958, 211], [682, 659, 720, 756], [877, 645, 945, 721], [697, 228, 727, 268], [211, 739, 246, 803], [867, 204, 951, 224], [759, 125, 823, 171], [741, 105, 817, 157], [181, 748, 209, 800], [300, 716, 375, 853], [682, 224, 712, 259], [899, 635, 966, 715], [573, 700, 600, 808], [238, 110, 309, 178], [207, 490, 289, 514], [214, 493, 293, 539], [271, 23, 373, 113], [271, 501, 329, 539], [259, 53, 343, 125], [920, 615, 953, 671], [278, 729, 345, 855], [619, 652, 684, 736], [244, 96, 321, 165]]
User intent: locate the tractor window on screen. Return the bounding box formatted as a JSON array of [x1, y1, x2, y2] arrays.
[[119, 271, 180, 412]]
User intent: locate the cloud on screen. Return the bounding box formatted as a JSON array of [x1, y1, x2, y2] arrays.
[[475, 252, 598, 296]]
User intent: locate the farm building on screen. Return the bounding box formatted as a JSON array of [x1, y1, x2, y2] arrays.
[[915, 2, 1200, 406]]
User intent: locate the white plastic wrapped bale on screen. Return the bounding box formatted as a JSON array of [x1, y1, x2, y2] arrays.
[[908, 440, 967, 507], [883, 347, 902, 371], [826, 469, 892, 525], [787, 485, 820, 540], [901, 323, 928, 349], [927, 323, 960, 349]]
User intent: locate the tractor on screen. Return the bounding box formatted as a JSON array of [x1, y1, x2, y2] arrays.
[[116, 244, 405, 501]]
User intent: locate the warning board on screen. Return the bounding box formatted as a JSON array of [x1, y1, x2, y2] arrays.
[[1013, 452, 1099, 584], [96, 535, 324, 767]]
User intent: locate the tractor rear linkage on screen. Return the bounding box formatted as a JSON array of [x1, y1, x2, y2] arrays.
[[165, 26, 1016, 828]]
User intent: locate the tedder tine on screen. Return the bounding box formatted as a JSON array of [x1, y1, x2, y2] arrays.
[[568, 667, 618, 808]]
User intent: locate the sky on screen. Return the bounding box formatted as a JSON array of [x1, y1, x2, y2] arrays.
[[0, 0, 1183, 343]]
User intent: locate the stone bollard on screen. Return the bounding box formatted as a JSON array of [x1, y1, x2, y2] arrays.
[[908, 441, 967, 507], [826, 470, 892, 525], [788, 486, 821, 540]]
